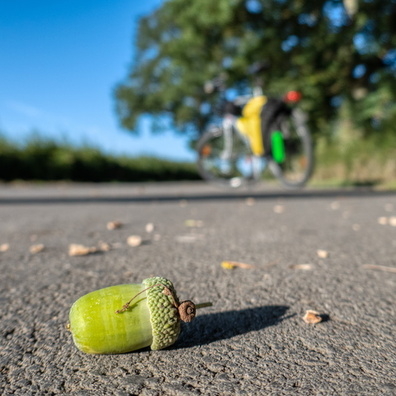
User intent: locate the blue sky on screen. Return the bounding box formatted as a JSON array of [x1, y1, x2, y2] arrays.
[[0, 0, 196, 162]]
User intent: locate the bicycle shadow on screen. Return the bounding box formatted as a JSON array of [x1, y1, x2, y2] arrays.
[[174, 305, 291, 349]]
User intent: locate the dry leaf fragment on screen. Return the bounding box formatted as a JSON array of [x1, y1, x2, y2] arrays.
[[290, 264, 314, 270], [389, 217, 396, 227], [145, 223, 154, 233], [0, 243, 10, 252], [221, 261, 255, 270], [175, 234, 204, 243], [362, 264, 396, 273], [185, 219, 204, 227], [352, 224, 361, 231], [303, 310, 323, 324], [317, 249, 329, 258], [378, 217, 388, 225], [30, 244, 45, 254], [69, 244, 98, 256], [107, 221, 123, 230], [330, 201, 340, 210], [127, 235, 142, 247], [221, 261, 237, 270]]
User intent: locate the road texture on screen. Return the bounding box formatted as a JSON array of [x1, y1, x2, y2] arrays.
[[0, 181, 395, 395]]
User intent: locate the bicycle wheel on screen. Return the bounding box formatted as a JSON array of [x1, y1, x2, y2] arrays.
[[196, 125, 263, 188], [269, 109, 314, 189]]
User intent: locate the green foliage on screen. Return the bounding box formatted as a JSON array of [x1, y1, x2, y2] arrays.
[[115, 0, 396, 139], [0, 133, 199, 182], [313, 129, 396, 187]]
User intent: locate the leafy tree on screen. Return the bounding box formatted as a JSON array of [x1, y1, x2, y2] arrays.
[[115, 0, 396, 138]]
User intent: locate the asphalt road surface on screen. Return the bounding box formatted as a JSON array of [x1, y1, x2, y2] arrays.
[[1, 181, 395, 395]]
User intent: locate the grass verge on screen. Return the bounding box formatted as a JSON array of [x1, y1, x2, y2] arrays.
[[311, 133, 396, 190]]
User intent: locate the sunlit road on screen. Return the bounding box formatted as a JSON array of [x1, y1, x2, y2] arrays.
[[1, 181, 395, 394]]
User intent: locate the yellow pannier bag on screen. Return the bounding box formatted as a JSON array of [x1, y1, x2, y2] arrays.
[[236, 95, 267, 156]]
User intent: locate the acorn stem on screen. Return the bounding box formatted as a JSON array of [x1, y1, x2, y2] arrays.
[[115, 283, 171, 314], [195, 302, 213, 309]]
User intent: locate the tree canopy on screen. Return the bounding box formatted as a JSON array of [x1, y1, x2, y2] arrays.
[[115, 0, 396, 137]]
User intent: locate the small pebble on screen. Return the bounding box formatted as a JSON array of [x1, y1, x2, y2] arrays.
[[127, 235, 143, 247], [30, 244, 45, 254], [98, 241, 111, 251], [145, 223, 154, 233], [317, 249, 329, 258], [107, 221, 123, 230], [245, 197, 256, 206], [273, 205, 285, 214], [0, 243, 10, 252], [69, 244, 98, 256]]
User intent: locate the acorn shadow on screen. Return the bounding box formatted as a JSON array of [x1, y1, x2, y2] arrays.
[[174, 305, 291, 349]]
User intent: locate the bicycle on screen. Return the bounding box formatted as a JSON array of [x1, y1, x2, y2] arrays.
[[196, 67, 314, 189]]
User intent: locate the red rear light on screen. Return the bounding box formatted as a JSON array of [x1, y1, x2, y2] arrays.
[[285, 91, 302, 103]]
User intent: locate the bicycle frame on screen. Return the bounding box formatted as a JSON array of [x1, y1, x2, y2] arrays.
[[219, 113, 265, 185], [219, 115, 235, 161]]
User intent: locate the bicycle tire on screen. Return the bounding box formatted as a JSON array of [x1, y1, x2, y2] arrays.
[[268, 109, 314, 189], [196, 125, 262, 188]]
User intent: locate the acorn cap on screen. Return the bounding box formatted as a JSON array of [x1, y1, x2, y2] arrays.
[[143, 276, 181, 350]]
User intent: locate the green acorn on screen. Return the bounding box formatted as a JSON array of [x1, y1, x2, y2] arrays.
[[68, 277, 212, 354]]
